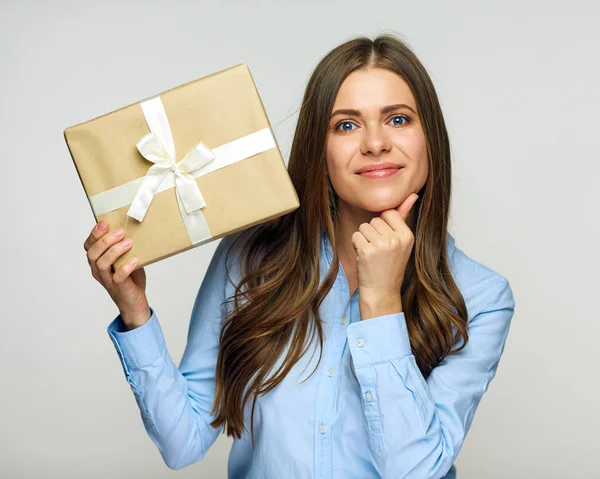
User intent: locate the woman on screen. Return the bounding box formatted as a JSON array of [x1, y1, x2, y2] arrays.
[[84, 34, 515, 478]]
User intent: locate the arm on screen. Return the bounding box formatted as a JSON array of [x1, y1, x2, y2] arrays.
[[346, 278, 515, 479], [107, 236, 233, 470]]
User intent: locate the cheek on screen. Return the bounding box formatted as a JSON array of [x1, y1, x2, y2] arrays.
[[325, 147, 348, 195], [327, 135, 359, 173], [327, 132, 359, 157], [402, 130, 428, 177], [325, 138, 346, 177]]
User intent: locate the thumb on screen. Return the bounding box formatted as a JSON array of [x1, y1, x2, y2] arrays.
[[396, 193, 419, 223]]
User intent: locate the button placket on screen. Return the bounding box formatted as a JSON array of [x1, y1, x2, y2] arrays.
[[314, 295, 348, 479]]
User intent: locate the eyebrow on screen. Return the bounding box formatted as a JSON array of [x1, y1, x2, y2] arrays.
[[330, 103, 417, 118]]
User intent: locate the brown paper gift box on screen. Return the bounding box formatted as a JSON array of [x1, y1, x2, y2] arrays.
[[64, 64, 299, 272]]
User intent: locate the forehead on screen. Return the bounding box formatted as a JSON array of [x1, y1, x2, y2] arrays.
[[332, 68, 416, 111]]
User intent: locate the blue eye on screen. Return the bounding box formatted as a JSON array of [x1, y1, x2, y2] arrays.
[[334, 115, 411, 132], [390, 115, 409, 126], [337, 121, 356, 132]]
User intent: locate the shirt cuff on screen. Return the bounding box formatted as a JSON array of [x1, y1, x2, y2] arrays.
[[107, 307, 166, 370], [346, 312, 412, 368]]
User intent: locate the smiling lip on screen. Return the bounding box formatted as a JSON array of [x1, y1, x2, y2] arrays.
[[359, 169, 402, 179], [356, 162, 404, 174], [356, 162, 404, 178]]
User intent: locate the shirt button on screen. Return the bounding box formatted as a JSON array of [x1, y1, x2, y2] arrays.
[[339, 316, 348, 325], [365, 392, 373, 402], [356, 338, 365, 348], [327, 368, 335, 377], [319, 424, 327, 434]]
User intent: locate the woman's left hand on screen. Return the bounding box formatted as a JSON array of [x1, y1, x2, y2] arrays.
[[351, 193, 419, 303]]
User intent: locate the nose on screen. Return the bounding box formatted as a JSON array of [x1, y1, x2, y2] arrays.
[[360, 124, 392, 156]]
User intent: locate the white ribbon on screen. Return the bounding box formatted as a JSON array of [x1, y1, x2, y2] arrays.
[[88, 95, 278, 246]]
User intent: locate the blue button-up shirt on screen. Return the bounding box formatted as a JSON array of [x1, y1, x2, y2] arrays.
[[108, 227, 515, 478]]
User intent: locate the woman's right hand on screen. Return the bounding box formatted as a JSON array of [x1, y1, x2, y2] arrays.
[[84, 220, 151, 330]]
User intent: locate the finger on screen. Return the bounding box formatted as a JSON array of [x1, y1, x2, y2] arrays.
[[84, 220, 109, 252], [96, 237, 134, 286], [395, 193, 419, 223], [87, 227, 120, 282], [369, 216, 394, 235], [87, 227, 125, 264], [113, 257, 139, 285], [351, 231, 369, 254], [380, 207, 411, 233], [358, 222, 379, 242]]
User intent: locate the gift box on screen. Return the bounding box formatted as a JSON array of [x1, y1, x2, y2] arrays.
[[64, 63, 299, 271]]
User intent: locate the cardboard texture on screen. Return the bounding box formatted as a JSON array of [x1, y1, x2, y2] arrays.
[[64, 64, 299, 271]]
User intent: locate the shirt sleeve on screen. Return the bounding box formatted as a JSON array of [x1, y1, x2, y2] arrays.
[[346, 278, 515, 479], [106, 236, 233, 470]]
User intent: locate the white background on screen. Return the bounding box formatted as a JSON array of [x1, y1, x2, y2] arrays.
[[1, 0, 598, 477]]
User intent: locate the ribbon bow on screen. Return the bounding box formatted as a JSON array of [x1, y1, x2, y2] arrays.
[[126, 96, 216, 223]]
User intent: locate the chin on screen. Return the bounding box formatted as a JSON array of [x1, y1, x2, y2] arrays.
[[360, 199, 403, 213], [367, 191, 408, 208]]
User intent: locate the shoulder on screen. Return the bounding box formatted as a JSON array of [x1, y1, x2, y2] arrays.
[[448, 240, 516, 320], [214, 226, 259, 296], [216, 229, 247, 267]]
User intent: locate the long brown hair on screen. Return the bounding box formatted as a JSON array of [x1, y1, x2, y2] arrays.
[[209, 33, 469, 447]]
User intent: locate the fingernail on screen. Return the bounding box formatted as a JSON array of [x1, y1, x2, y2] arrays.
[[115, 229, 125, 238], [122, 239, 132, 247], [98, 221, 107, 231]]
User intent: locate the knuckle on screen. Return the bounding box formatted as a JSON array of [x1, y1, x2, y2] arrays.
[[97, 261, 111, 273], [90, 269, 102, 282], [100, 236, 112, 248], [113, 267, 129, 284], [104, 233, 120, 247], [111, 243, 126, 255]]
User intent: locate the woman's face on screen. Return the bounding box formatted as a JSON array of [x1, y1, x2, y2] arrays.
[[326, 67, 428, 215]]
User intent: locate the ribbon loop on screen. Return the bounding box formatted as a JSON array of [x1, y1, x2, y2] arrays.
[[136, 132, 173, 167]]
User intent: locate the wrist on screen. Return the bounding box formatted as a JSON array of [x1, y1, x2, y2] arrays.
[[120, 307, 151, 330], [358, 292, 403, 320]]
